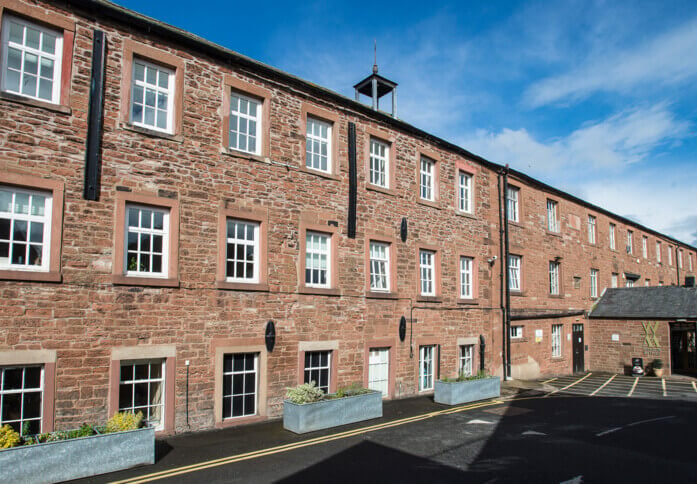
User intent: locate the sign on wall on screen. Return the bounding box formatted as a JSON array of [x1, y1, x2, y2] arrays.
[[642, 321, 661, 348]]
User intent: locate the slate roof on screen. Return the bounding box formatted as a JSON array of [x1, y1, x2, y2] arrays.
[[589, 287, 697, 320]]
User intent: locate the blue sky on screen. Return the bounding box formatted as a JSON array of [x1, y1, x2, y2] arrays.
[[115, 0, 697, 245]]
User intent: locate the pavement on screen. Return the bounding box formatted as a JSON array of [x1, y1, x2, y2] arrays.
[[76, 374, 697, 483]]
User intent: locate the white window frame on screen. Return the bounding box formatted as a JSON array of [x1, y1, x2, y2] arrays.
[[609, 223, 616, 250], [418, 345, 436, 391], [590, 269, 598, 298], [124, 204, 170, 278], [420, 157, 435, 201], [510, 326, 523, 339], [305, 231, 330, 288], [588, 215, 596, 244], [668, 247, 673, 266], [642, 236, 648, 259], [419, 249, 436, 296], [627, 230, 633, 254], [547, 200, 559, 232], [225, 219, 260, 283], [369, 138, 389, 188], [0, 365, 44, 436], [458, 171, 473, 214], [678, 250, 683, 269], [222, 353, 258, 420], [549, 261, 560, 295], [459, 345, 473, 377], [460, 256, 473, 299], [303, 350, 331, 394], [130, 58, 175, 133], [1, 15, 63, 104], [0, 185, 52, 272], [369, 241, 390, 292], [228, 91, 262, 155], [305, 116, 332, 173], [611, 273, 618, 288], [656, 241, 661, 263], [551, 325, 562, 357], [506, 186, 519, 223], [368, 348, 389, 397], [118, 359, 165, 430], [508, 255, 521, 291]]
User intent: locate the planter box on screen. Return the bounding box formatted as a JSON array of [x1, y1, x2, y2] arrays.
[[0, 426, 155, 484], [284, 391, 383, 434], [434, 376, 501, 406]]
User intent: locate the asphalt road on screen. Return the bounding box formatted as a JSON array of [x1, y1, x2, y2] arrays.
[[84, 382, 697, 484]]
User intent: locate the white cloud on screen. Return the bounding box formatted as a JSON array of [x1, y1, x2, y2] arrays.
[[525, 15, 697, 107]]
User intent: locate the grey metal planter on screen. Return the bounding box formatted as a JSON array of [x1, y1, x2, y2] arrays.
[[283, 391, 383, 434], [0, 426, 155, 484], [434, 376, 501, 405]]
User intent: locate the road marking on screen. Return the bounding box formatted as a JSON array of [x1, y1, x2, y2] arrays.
[[596, 416, 675, 437], [546, 372, 592, 397], [627, 377, 639, 397], [596, 427, 621, 437], [560, 476, 583, 484], [662, 378, 667, 397], [693, 381, 697, 393], [522, 430, 547, 436], [590, 375, 616, 396], [542, 377, 558, 384], [467, 419, 495, 424], [111, 398, 506, 484]]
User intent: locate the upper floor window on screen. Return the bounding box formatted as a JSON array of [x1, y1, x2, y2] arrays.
[[590, 269, 598, 298], [690, 253, 694, 272], [458, 171, 473, 214], [369, 138, 389, 188], [642, 236, 648, 259], [547, 200, 559, 232], [1, 15, 63, 104], [656, 241, 661, 263], [611, 273, 618, 288], [130, 58, 175, 133], [305, 231, 330, 288], [229, 92, 261, 155], [625, 279, 635, 288], [420, 157, 435, 201], [510, 325, 523, 339], [419, 249, 435, 296], [549, 261, 560, 295], [508, 254, 521, 291], [626, 230, 633, 254], [609, 223, 616, 250], [306, 116, 331, 173], [678, 250, 683, 269], [668, 247, 673, 266], [460, 256, 473, 299], [369, 241, 390, 292], [506, 186, 519, 223], [588, 215, 596, 244], [0, 186, 52, 271], [125, 205, 169, 277], [226, 219, 260, 283]]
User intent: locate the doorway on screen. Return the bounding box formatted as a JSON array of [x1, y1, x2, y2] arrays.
[[670, 323, 697, 375], [572, 324, 585, 373]]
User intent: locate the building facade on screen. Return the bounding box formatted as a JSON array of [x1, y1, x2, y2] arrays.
[[0, 0, 695, 436]]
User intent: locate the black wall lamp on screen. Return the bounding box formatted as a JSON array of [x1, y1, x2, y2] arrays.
[[265, 320, 276, 352], [399, 316, 407, 342], [400, 218, 408, 242]]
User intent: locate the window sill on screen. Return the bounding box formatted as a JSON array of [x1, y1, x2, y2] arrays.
[[545, 230, 562, 238], [510, 290, 526, 297], [299, 165, 341, 181], [508, 220, 523, 228], [121, 123, 184, 143], [548, 294, 564, 299], [551, 356, 565, 361], [416, 198, 441, 210], [416, 296, 442, 303], [366, 184, 396, 197], [455, 210, 476, 220], [216, 281, 270, 292], [457, 298, 479, 305], [112, 275, 180, 288], [511, 337, 528, 344], [215, 414, 267, 429], [0, 270, 61, 283], [298, 286, 341, 296], [0, 91, 71, 115], [366, 291, 399, 300], [220, 147, 268, 163]]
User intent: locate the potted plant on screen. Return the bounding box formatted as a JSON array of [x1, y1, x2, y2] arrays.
[[0, 412, 155, 483], [434, 371, 501, 406], [652, 359, 665, 377], [283, 382, 382, 434]]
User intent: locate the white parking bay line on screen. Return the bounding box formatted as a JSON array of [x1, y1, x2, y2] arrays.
[[692, 381, 697, 393], [662, 378, 667, 397], [627, 377, 639, 397], [591, 375, 616, 396], [546, 372, 593, 397]]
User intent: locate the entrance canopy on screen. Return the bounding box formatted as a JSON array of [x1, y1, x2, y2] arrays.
[[590, 287, 697, 320]]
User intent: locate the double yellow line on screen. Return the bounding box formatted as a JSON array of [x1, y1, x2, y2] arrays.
[[113, 398, 504, 483]]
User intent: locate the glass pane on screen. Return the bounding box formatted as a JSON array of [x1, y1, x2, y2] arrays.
[[232, 374, 243, 395], [134, 62, 145, 81], [249, 101, 257, 117], [29, 222, 43, 243], [0, 242, 8, 258], [244, 373, 255, 392], [0, 191, 11, 212], [24, 52, 38, 75], [133, 382, 149, 407], [152, 235, 162, 253], [233, 355, 244, 372], [140, 233, 150, 252], [8, 21, 23, 44], [23, 392, 42, 419], [149, 381, 162, 405], [134, 364, 149, 380], [30, 195, 45, 216], [153, 211, 164, 230], [2, 394, 21, 421], [151, 255, 162, 273], [158, 71, 169, 89], [28, 245, 42, 265], [3, 368, 23, 390], [150, 363, 162, 379], [118, 384, 132, 408], [39, 57, 54, 79], [222, 396, 231, 418], [41, 33, 56, 55], [244, 394, 255, 415], [128, 208, 139, 227], [146, 66, 157, 85], [22, 73, 37, 96], [223, 355, 233, 373], [7, 47, 21, 70], [127, 232, 138, 251], [232, 396, 243, 416], [223, 375, 231, 396], [25, 27, 40, 50], [156, 110, 167, 129], [131, 102, 143, 124], [144, 106, 155, 126], [0, 219, 10, 239], [139, 253, 150, 272], [15, 193, 29, 214], [13, 220, 27, 241], [140, 209, 152, 229], [5, 69, 20, 93], [120, 365, 133, 382]]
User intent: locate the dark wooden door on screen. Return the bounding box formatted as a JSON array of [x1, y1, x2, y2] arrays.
[[573, 324, 585, 373]]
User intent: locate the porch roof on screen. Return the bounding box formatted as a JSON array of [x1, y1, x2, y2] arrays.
[[589, 287, 697, 320]]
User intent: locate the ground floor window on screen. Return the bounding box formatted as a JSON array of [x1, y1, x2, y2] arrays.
[[0, 365, 43, 435], [119, 359, 165, 429], [304, 351, 331, 394], [419, 345, 436, 391], [552, 325, 563, 357], [459, 345, 474, 377], [223, 353, 258, 419], [368, 348, 389, 396]]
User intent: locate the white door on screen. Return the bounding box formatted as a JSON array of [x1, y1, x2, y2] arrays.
[[368, 348, 389, 397]]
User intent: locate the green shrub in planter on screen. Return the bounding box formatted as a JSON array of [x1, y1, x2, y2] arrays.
[[285, 382, 325, 404]]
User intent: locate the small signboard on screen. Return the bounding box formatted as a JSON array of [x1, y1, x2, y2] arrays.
[[535, 329, 543, 343], [612, 334, 620, 342]]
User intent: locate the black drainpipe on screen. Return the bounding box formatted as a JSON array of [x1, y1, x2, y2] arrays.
[[497, 171, 508, 380], [502, 165, 512, 379]]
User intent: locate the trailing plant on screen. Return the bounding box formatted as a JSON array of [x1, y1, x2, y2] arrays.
[[0, 425, 20, 449], [331, 383, 372, 399], [285, 381, 325, 404], [104, 411, 144, 433]]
